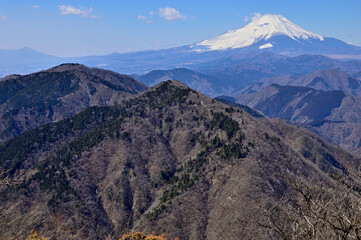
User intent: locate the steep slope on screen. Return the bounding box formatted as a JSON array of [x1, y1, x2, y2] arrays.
[[0, 64, 148, 143], [237, 85, 345, 122], [0, 80, 359, 239], [239, 68, 361, 95], [291, 69, 361, 94], [236, 84, 361, 154]]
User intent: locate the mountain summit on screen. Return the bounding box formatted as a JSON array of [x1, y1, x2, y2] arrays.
[[195, 14, 324, 51], [192, 14, 361, 55]]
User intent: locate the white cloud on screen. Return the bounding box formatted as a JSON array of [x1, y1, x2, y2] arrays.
[[90, 15, 100, 19], [149, 11, 155, 16], [159, 7, 186, 21], [32, 5, 40, 9], [0, 15, 6, 20], [138, 15, 147, 20], [58, 5, 99, 18], [242, 12, 263, 24], [251, 12, 262, 21], [244, 12, 262, 23], [138, 14, 152, 24]]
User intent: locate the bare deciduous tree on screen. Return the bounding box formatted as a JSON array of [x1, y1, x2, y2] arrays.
[[257, 176, 361, 239]]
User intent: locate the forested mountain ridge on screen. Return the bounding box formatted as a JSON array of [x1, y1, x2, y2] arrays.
[[0, 80, 359, 239], [0, 63, 147, 143]]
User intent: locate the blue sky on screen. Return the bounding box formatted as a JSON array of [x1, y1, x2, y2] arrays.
[[0, 0, 360, 57]]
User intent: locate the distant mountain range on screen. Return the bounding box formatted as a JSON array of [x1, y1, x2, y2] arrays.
[[1, 14, 361, 78], [132, 55, 361, 97], [0, 48, 63, 77], [5, 48, 361, 98], [237, 84, 350, 123], [235, 84, 361, 155], [238, 68, 361, 95], [132, 68, 233, 97]]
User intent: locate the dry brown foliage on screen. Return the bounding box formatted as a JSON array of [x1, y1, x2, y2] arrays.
[[257, 176, 361, 239]]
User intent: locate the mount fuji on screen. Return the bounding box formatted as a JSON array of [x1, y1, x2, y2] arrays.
[[69, 13, 361, 74], [191, 14, 361, 56], [1, 14, 361, 77]]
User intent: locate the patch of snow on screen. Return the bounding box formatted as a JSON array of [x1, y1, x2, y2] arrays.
[[193, 49, 206, 53], [259, 43, 273, 49], [195, 14, 324, 51]]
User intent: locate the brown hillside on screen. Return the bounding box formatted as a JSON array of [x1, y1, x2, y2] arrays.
[[0, 80, 359, 239]]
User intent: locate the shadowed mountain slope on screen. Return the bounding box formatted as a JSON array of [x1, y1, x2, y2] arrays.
[[237, 84, 361, 154], [238, 68, 361, 95], [0, 64, 147, 143]]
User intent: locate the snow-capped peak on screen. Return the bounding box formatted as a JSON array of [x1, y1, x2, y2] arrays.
[[194, 14, 324, 51]]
